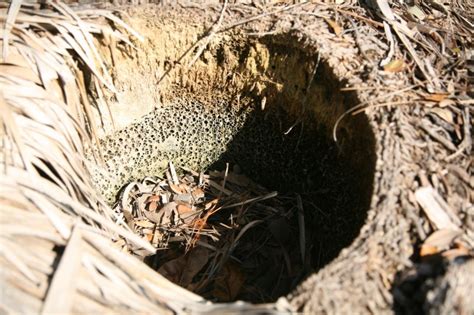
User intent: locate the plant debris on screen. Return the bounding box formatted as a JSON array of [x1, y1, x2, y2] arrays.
[[112, 162, 305, 302]]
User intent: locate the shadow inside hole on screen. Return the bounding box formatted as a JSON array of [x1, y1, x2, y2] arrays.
[[203, 40, 376, 302], [204, 93, 375, 302]]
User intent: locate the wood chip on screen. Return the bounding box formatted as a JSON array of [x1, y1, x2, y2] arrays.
[[168, 161, 179, 185], [415, 186, 461, 231], [134, 220, 156, 228], [423, 228, 462, 249]]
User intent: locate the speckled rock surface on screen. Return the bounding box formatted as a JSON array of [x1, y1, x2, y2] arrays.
[[89, 99, 253, 203]]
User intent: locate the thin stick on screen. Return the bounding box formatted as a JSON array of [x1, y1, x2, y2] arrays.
[[221, 191, 278, 210], [306, 1, 384, 27], [187, 0, 228, 68], [419, 121, 457, 152], [207, 179, 233, 196], [340, 86, 399, 91], [218, 1, 309, 33], [334, 7, 383, 28], [332, 83, 421, 142], [168, 161, 179, 185], [351, 100, 414, 116], [393, 25, 434, 87], [296, 194, 306, 265], [219, 162, 230, 199]]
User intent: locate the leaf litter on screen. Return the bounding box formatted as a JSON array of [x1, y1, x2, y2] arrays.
[[112, 161, 305, 302]]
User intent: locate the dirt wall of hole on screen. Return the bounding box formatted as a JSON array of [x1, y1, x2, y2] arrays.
[[93, 10, 354, 136]]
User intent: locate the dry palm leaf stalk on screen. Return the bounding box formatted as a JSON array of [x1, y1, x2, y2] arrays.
[[0, 3, 171, 313], [0, 0, 147, 237], [113, 162, 304, 302]]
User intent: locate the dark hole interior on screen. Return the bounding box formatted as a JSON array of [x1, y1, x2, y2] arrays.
[[214, 96, 375, 302]]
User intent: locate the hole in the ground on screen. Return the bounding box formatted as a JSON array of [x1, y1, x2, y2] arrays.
[[87, 26, 376, 303]]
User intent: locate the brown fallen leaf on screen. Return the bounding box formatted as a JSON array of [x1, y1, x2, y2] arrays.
[[145, 195, 161, 212], [146, 233, 154, 242], [178, 183, 190, 193], [424, 93, 449, 102], [158, 246, 209, 287], [0, 65, 42, 84], [424, 228, 461, 250], [211, 261, 245, 302], [148, 201, 159, 212], [122, 210, 135, 230], [192, 188, 205, 200], [177, 204, 193, 214], [438, 98, 456, 108], [147, 195, 160, 203], [442, 248, 470, 260], [145, 202, 178, 225], [420, 244, 439, 257], [430, 107, 454, 124], [170, 183, 187, 194], [324, 18, 342, 36], [383, 59, 405, 73], [134, 220, 156, 228]]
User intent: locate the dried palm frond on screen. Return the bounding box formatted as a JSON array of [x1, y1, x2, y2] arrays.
[[0, 1, 187, 313]]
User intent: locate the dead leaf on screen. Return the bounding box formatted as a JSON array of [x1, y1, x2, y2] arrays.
[[0, 65, 42, 84], [158, 246, 209, 287], [134, 220, 155, 228], [170, 183, 187, 194], [442, 248, 470, 260], [122, 210, 134, 230], [424, 228, 461, 249], [176, 203, 190, 213], [407, 5, 426, 20], [430, 107, 454, 124], [420, 244, 439, 257], [424, 93, 449, 102], [192, 188, 205, 200], [324, 18, 342, 36], [148, 201, 159, 212], [178, 183, 190, 193], [146, 233, 154, 242], [211, 261, 245, 302], [147, 195, 160, 203], [145, 202, 178, 225], [438, 98, 455, 108], [177, 204, 199, 224], [383, 59, 405, 73]]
